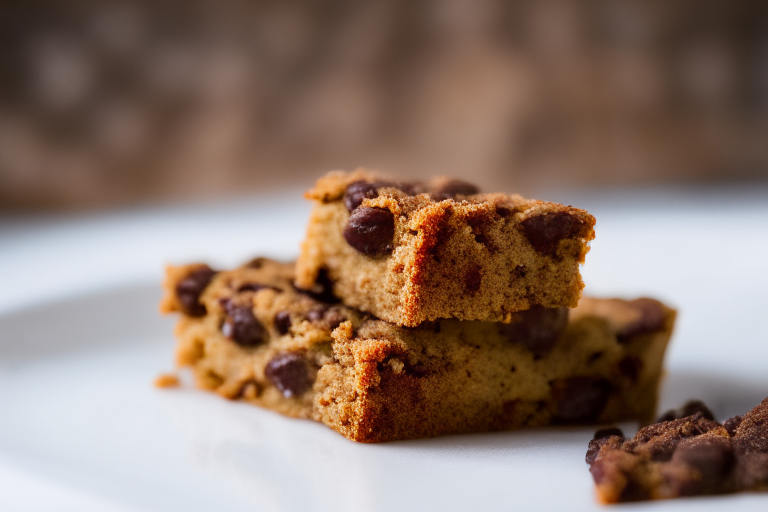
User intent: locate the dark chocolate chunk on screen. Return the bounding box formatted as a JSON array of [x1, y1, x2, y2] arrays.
[[552, 376, 611, 422], [586, 427, 625, 465], [501, 306, 569, 356], [274, 310, 291, 335], [593, 427, 625, 441], [343, 206, 395, 255], [670, 437, 735, 495], [294, 268, 339, 303], [656, 399, 715, 424], [397, 181, 427, 196], [265, 353, 311, 398], [323, 307, 346, 329], [617, 356, 643, 382], [344, 181, 380, 212], [496, 205, 519, 218], [221, 302, 265, 347], [237, 282, 280, 293], [432, 179, 480, 200], [616, 299, 666, 343], [519, 211, 584, 255], [306, 307, 327, 323], [176, 265, 215, 317]]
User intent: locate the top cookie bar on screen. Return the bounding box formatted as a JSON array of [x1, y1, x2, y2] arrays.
[[296, 170, 596, 327]]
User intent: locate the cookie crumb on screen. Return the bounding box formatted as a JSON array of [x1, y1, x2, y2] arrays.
[[154, 373, 180, 388]]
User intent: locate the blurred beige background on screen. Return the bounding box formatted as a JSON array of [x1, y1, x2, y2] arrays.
[[1, 0, 767, 210]]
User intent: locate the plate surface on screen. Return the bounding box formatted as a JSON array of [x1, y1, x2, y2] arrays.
[[1, 188, 767, 511]]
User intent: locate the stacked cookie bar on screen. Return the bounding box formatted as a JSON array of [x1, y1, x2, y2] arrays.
[[161, 170, 677, 442]]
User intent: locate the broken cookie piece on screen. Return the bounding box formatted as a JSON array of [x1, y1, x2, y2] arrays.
[[295, 169, 596, 327], [586, 397, 768, 503], [161, 257, 674, 442]]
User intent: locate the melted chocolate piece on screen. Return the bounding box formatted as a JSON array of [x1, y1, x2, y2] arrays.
[[500, 306, 568, 356], [431, 179, 480, 200], [552, 376, 611, 422], [344, 181, 380, 212], [237, 282, 280, 293], [294, 268, 339, 303], [221, 302, 265, 347], [265, 353, 312, 398], [616, 298, 666, 343], [176, 265, 215, 317], [273, 310, 291, 335], [520, 212, 584, 255], [343, 206, 395, 255], [656, 399, 715, 424]]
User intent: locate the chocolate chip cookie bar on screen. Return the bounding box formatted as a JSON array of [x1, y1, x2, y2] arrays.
[[160, 257, 674, 442], [586, 398, 768, 503], [295, 170, 596, 327]]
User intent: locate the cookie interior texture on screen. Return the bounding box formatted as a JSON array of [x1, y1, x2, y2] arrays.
[[296, 170, 596, 326], [161, 257, 675, 442]]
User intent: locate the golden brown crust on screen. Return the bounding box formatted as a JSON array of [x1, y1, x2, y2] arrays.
[[162, 257, 674, 442], [296, 170, 596, 326]]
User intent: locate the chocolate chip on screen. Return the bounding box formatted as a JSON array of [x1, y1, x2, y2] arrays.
[[496, 205, 518, 218], [586, 427, 625, 465], [671, 437, 735, 495], [616, 299, 666, 343], [431, 179, 480, 201], [656, 400, 715, 424], [501, 306, 569, 356], [343, 206, 395, 255], [265, 353, 311, 398], [617, 356, 643, 382], [237, 282, 280, 293], [520, 212, 584, 255], [176, 265, 215, 317], [274, 310, 291, 335], [323, 307, 346, 329], [552, 376, 611, 422], [306, 307, 327, 323], [221, 302, 265, 347], [294, 268, 339, 303], [344, 181, 380, 212], [397, 181, 427, 196], [595, 427, 625, 441]]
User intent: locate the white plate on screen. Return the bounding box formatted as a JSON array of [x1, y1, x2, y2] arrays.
[[1, 188, 768, 511], [1, 283, 767, 512]]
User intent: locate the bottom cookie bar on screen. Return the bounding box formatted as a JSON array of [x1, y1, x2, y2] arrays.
[[586, 398, 768, 503], [160, 258, 676, 442]]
